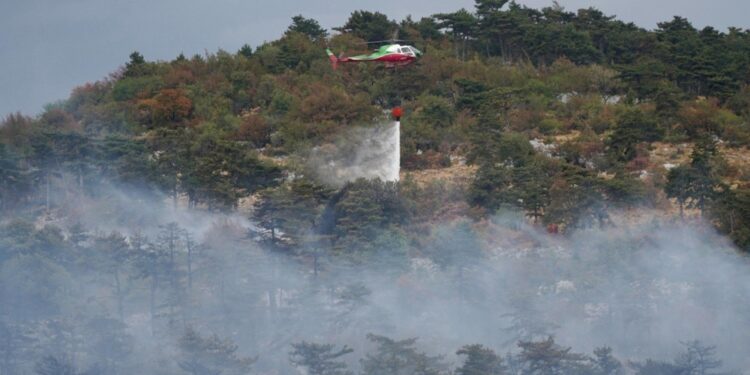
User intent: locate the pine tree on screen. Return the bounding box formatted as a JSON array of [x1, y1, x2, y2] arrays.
[[124, 51, 146, 78], [606, 108, 662, 163], [237, 44, 253, 58], [360, 334, 448, 375], [687, 137, 720, 215], [131, 231, 169, 334], [516, 336, 591, 375], [287, 15, 329, 41], [456, 344, 507, 375], [177, 328, 256, 375], [665, 165, 693, 217], [289, 341, 353, 375], [156, 223, 186, 327], [674, 340, 723, 375], [434, 9, 477, 60], [592, 347, 623, 375], [93, 232, 133, 322], [334, 11, 396, 41]]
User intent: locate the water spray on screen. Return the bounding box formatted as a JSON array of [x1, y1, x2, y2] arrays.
[[391, 106, 402, 182], [307, 108, 401, 186]]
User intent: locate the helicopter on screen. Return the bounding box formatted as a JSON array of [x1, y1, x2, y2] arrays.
[[326, 41, 423, 70]]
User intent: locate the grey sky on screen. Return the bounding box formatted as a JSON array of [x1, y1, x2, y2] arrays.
[[2, 0, 749, 117]]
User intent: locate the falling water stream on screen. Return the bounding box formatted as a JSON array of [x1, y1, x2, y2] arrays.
[[309, 121, 400, 186], [386, 120, 400, 182]]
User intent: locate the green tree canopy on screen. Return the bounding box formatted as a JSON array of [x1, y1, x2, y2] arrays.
[[335, 11, 396, 42]]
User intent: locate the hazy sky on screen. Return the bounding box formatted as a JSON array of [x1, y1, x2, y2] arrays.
[[2, 0, 749, 116]]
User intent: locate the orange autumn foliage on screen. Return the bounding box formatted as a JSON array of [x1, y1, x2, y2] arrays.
[[138, 88, 193, 126]]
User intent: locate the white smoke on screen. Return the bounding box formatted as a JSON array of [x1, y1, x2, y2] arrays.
[[15, 177, 750, 373], [8, 124, 750, 374], [307, 121, 400, 186]]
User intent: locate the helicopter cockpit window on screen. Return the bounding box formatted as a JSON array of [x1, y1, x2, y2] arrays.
[[400, 47, 415, 56]]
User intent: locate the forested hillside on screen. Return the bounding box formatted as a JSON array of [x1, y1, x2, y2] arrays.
[[2, 1, 750, 374]]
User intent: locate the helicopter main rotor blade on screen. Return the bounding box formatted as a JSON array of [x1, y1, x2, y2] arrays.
[[357, 39, 415, 45]]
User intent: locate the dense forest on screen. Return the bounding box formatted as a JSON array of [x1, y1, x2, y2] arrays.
[[2, 0, 750, 374]]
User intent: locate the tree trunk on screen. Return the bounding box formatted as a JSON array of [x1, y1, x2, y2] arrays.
[[150, 275, 158, 335], [186, 240, 193, 292], [172, 175, 178, 209], [313, 251, 319, 278], [46, 172, 51, 212], [462, 37, 467, 61], [114, 269, 124, 322], [499, 37, 506, 62], [454, 34, 459, 59]]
